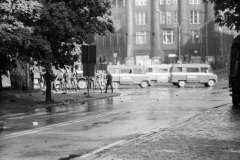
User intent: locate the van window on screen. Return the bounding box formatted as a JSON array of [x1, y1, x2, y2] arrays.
[[175, 67, 182, 72], [187, 68, 199, 72], [201, 67, 213, 73], [133, 68, 143, 74], [146, 68, 153, 73], [200, 67, 208, 73], [157, 68, 168, 73], [121, 69, 132, 74]]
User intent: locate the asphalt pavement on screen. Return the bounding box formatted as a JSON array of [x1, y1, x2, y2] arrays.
[[2, 68, 239, 160], [83, 104, 240, 160], [0, 89, 120, 120]]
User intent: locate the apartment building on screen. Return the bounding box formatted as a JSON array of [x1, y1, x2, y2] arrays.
[[94, 0, 234, 67]]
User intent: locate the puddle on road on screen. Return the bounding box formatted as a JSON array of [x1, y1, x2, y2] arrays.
[[0, 98, 115, 135]]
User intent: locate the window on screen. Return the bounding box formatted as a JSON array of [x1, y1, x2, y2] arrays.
[[159, 0, 165, 5], [190, 11, 200, 24], [146, 68, 153, 73], [121, 69, 132, 74], [187, 68, 199, 72], [163, 30, 174, 44], [157, 68, 169, 73], [172, 12, 178, 24], [172, 0, 178, 4], [201, 67, 213, 73], [166, 12, 172, 24], [160, 11, 177, 24], [191, 30, 201, 43], [200, 67, 208, 73], [189, 0, 200, 4], [166, 0, 171, 5], [135, 0, 147, 5], [133, 68, 143, 74], [160, 12, 166, 24], [109, 68, 119, 74], [175, 67, 182, 72], [135, 12, 147, 25], [136, 32, 148, 45]]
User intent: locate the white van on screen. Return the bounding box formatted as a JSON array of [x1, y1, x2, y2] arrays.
[[145, 64, 172, 84], [170, 63, 218, 87], [107, 65, 151, 89]]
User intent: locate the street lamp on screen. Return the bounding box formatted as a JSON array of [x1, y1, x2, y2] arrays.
[[156, 10, 188, 62]]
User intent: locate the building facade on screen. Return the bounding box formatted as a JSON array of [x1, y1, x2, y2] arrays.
[[94, 0, 235, 68]]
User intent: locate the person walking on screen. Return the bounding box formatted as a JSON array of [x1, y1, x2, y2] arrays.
[[104, 71, 113, 93]]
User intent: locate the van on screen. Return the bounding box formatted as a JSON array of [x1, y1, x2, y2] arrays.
[[170, 63, 218, 87], [145, 64, 172, 84], [107, 65, 151, 89]]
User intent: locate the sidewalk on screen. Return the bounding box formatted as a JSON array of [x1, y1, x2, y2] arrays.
[[0, 89, 120, 119], [84, 104, 240, 160]]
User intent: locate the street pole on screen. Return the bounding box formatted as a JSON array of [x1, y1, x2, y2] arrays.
[[178, 27, 181, 62], [87, 44, 90, 97]]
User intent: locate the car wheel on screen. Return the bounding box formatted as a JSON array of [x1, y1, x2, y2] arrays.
[[207, 80, 215, 87], [178, 81, 186, 87], [112, 82, 119, 89], [141, 81, 148, 88], [78, 80, 86, 89]]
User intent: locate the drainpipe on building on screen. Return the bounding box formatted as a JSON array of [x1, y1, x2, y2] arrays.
[[125, 0, 134, 65], [151, 0, 161, 64], [179, 0, 188, 63]]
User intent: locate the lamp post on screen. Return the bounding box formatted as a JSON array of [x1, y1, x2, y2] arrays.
[[156, 10, 188, 62]]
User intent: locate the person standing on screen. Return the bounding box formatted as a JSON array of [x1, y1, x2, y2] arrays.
[[64, 70, 72, 91], [71, 71, 78, 91], [104, 71, 113, 93]]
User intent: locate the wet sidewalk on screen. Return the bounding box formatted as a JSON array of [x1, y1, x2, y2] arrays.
[[84, 104, 240, 160], [0, 89, 120, 119]]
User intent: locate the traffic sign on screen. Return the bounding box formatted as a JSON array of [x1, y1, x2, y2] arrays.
[[82, 45, 96, 64]]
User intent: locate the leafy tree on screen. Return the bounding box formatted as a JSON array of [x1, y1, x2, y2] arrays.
[[203, 0, 240, 32], [0, 0, 114, 101]]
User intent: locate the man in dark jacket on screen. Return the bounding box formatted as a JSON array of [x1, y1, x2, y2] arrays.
[[104, 71, 113, 93]]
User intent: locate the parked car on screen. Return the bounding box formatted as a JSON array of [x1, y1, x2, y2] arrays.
[[107, 65, 151, 89], [170, 63, 218, 87]]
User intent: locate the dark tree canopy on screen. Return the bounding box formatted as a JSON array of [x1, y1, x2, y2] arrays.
[[0, 0, 114, 100], [0, 0, 114, 74], [203, 0, 240, 32]]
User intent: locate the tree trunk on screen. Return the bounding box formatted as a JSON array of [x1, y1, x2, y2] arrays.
[[45, 70, 52, 102]]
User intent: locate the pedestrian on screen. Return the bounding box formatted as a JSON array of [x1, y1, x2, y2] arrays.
[[51, 72, 58, 92], [58, 69, 65, 91], [95, 71, 103, 91], [104, 71, 113, 93], [71, 71, 78, 91], [64, 69, 72, 91]]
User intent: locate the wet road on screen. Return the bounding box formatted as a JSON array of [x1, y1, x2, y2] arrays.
[[0, 85, 231, 160]]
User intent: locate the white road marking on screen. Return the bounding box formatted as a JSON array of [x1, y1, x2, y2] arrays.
[[79, 140, 127, 159], [1, 113, 116, 140]]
